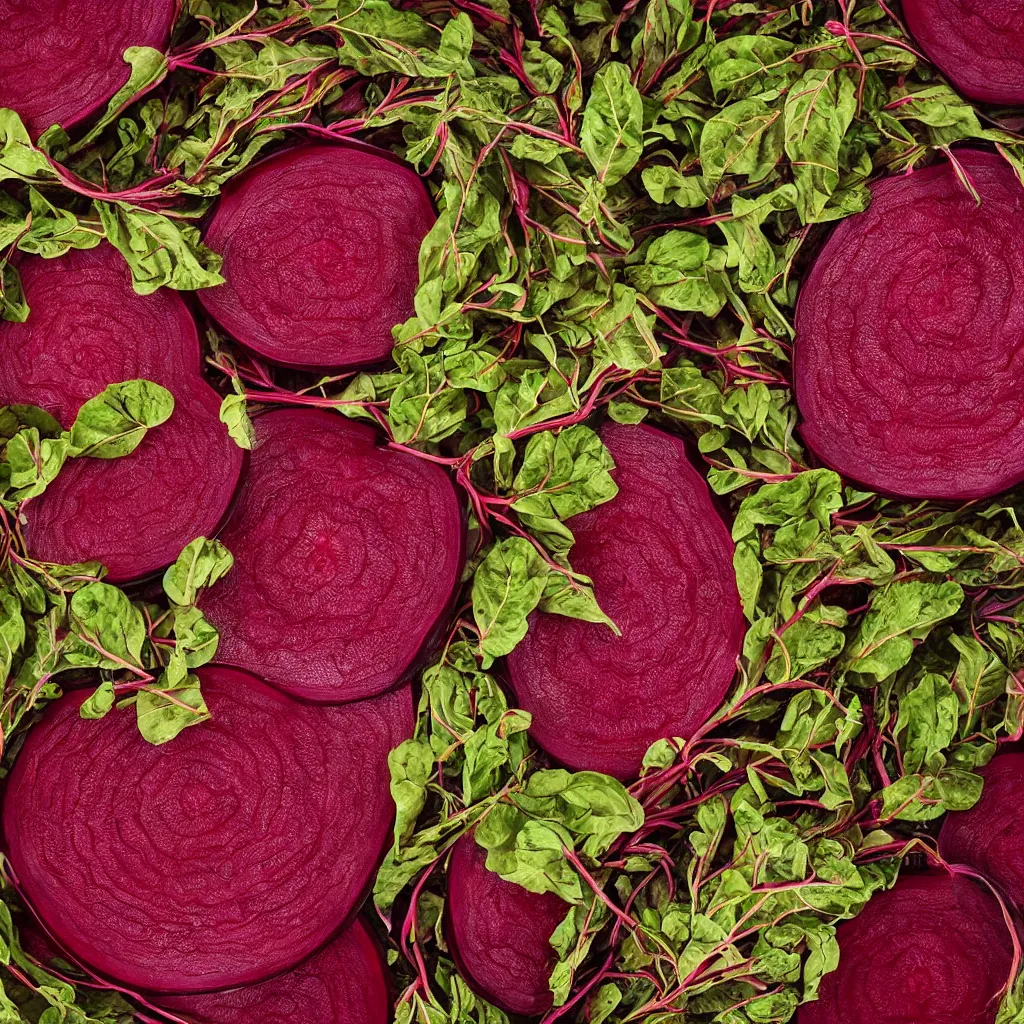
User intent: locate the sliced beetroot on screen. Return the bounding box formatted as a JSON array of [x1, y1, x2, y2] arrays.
[[798, 872, 1012, 1024], [156, 918, 391, 1024], [198, 144, 435, 369], [939, 753, 1024, 912], [506, 421, 743, 780], [2, 667, 413, 993], [795, 149, 1024, 501], [0, 0, 177, 138], [902, 1, 1024, 106], [446, 832, 568, 1017], [199, 408, 464, 703], [0, 245, 243, 581]]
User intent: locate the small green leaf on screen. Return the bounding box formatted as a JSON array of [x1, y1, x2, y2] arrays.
[[580, 62, 643, 186], [136, 673, 210, 745], [80, 680, 116, 720], [69, 582, 146, 669], [65, 380, 174, 459], [219, 393, 255, 450], [162, 537, 234, 606]]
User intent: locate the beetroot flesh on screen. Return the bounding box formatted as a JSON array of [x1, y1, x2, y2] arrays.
[[198, 144, 435, 369], [199, 408, 464, 704], [445, 832, 568, 1017], [2, 667, 413, 993], [939, 753, 1024, 913], [794, 149, 1024, 501], [902, 1, 1024, 106], [156, 918, 391, 1024], [506, 421, 743, 780], [0, 0, 176, 138], [0, 245, 243, 581], [798, 872, 1012, 1024]]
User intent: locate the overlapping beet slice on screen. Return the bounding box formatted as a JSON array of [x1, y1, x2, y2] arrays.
[[2, 667, 413, 993], [506, 421, 743, 780], [198, 144, 435, 368], [446, 832, 568, 1017], [199, 408, 464, 703], [0, 245, 243, 581], [795, 149, 1024, 501], [939, 753, 1024, 912], [798, 872, 1013, 1023], [0, 0, 177, 138], [156, 919, 391, 1024], [902, 1, 1024, 106]]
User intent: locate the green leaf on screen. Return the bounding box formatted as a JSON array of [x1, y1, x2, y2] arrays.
[[4, 428, 69, 502], [0, 109, 58, 182], [162, 537, 234, 606], [136, 673, 210, 745], [69, 582, 146, 669], [700, 98, 784, 184], [65, 380, 174, 459], [0, 584, 25, 682], [80, 680, 116, 720], [580, 62, 644, 186], [219, 393, 255, 450]]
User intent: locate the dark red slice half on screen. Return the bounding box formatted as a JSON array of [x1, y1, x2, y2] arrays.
[[0, 245, 243, 581], [902, 1, 1024, 106], [795, 149, 1024, 500], [506, 421, 743, 780], [198, 144, 435, 368], [156, 919, 391, 1024], [446, 832, 568, 1017], [798, 872, 1012, 1024], [199, 408, 464, 703], [2, 667, 413, 993], [0, 0, 176, 138], [939, 753, 1024, 913]]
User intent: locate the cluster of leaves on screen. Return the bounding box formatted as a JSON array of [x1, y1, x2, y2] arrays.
[[2, 1, 1024, 1023]]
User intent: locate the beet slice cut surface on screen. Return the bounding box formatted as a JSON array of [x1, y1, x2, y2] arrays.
[[199, 408, 464, 703], [2, 667, 413, 993], [506, 421, 743, 780], [939, 753, 1024, 913], [446, 832, 568, 1017], [0, 245, 243, 581], [798, 872, 1012, 1024], [902, 1, 1024, 106], [794, 149, 1024, 501], [0, 0, 176, 138], [198, 144, 435, 368], [156, 918, 390, 1024]]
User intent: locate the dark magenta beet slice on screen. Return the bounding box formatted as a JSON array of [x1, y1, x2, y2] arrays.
[[506, 421, 743, 780], [795, 149, 1024, 501], [0, 245, 243, 581], [199, 408, 464, 703], [939, 753, 1024, 912], [2, 667, 413, 993], [0, 0, 176, 138], [902, 1, 1024, 106], [798, 872, 1012, 1024], [155, 919, 391, 1024], [446, 832, 568, 1017], [198, 144, 435, 369]]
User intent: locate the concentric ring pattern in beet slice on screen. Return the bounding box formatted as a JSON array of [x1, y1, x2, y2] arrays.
[[199, 408, 464, 703], [0, 245, 243, 582], [902, 0, 1024, 107], [198, 143, 435, 368], [939, 753, 1024, 913], [506, 421, 744, 781], [155, 918, 390, 1024], [0, 0, 176, 138], [797, 872, 1012, 1024], [794, 149, 1024, 501], [2, 667, 413, 994], [446, 832, 568, 1017]]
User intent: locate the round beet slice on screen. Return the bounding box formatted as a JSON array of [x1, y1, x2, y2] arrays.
[[506, 421, 743, 780], [0, 0, 176, 138], [2, 667, 413, 993], [446, 832, 568, 1017], [156, 919, 390, 1024], [199, 408, 464, 703], [0, 246, 243, 581], [795, 150, 1024, 501], [939, 753, 1024, 912], [198, 144, 435, 368], [902, 1, 1024, 106], [798, 872, 1012, 1024]]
